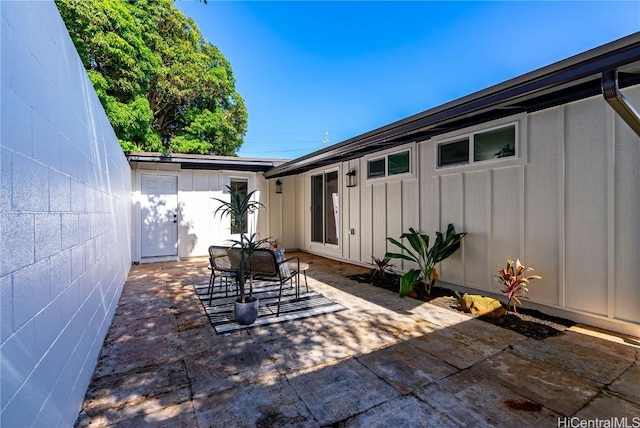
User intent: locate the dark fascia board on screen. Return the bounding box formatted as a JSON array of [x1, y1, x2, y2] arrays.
[[265, 32, 640, 179], [126, 152, 288, 172]]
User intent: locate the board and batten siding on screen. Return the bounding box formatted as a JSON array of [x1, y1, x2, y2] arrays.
[[130, 163, 270, 261], [275, 86, 639, 335]]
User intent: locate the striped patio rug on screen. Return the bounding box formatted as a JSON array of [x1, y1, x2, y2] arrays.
[[193, 281, 348, 334]]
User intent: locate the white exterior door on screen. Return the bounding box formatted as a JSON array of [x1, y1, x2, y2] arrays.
[[141, 175, 178, 258]]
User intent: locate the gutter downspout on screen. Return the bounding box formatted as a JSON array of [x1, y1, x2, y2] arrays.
[[602, 69, 640, 137]]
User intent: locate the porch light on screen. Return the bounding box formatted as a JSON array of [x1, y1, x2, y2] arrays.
[[275, 179, 283, 194], [346, 168, 357, 188]]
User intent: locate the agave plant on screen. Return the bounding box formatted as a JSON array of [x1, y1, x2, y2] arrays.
[[495, 259, 541, 313], [385, 224, 466, 297]]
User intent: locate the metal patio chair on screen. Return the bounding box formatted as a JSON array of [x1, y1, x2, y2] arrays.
[[227, 247, 301, 316], [208, 245, 237, 304]]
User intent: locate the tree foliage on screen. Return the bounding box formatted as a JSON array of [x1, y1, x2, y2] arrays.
[[56, 0, 247, 155]]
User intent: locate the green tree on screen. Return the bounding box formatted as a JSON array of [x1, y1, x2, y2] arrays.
[[56, 0, 247, 155]]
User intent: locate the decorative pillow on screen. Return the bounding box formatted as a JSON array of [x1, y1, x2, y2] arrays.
[[273, 249, 285, 262], [273, 249, 290, 278]]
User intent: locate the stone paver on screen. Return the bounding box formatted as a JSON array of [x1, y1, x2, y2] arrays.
[[262, 330, 354, 375], [512, 337, 634, 384], [81, 362, 190, 415], [74, 253, 640, 427], [575, 395, 640, 421], [343, 395, 457, 427], [472, 350, 600, 416], [192, 378, 317, 427], [287, 358, 401, 426], [415, 370, 561, 427], [409, 327, 510, 370], [358, 341, 457, 394], [409, 300, 472, 327], [609, 364, 640, 405]]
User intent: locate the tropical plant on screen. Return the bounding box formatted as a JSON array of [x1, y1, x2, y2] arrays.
[[370, 256, 394, 282], [385, 224, 467, 297], [213, 185, 266, 303], [494, 259, 541, 313]]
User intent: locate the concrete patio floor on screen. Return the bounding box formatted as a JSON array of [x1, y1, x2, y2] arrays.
[[75, 252, 640, 427]]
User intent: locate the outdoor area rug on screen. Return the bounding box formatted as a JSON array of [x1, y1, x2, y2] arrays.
[[193, 281, 348, 334]]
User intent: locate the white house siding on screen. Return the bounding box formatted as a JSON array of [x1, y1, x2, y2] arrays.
[[267, 175, 297, 250], [129, 164, 270, 261], [278, 86, 640, 336], [0, 1, 132, 426]]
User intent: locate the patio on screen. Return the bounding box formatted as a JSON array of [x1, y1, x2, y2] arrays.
[[75, 252, 640, 427]]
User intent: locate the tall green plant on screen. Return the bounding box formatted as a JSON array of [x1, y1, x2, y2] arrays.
[[213, 185, 265, 303], [385, 224, 466, 297]]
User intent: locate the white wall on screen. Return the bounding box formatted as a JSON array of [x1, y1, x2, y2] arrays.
[[0, 2, 132, 426], [130, 163, 270, 261], [267, 175, 298, 250], [285, 88, 640, 336]]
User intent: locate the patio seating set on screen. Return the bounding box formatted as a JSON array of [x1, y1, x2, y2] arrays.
[[207, 245, 310, 317]]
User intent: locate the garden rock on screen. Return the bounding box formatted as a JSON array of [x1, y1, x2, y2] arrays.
[[457, 295, 506, 318]]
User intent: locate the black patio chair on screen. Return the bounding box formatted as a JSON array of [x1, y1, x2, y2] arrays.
[[208, 245, 237, 304]]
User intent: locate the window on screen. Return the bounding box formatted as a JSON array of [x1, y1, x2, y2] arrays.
[[388, 150, 410, 175], [367, 158, 385, 179], [311, 171, 339, 245], [229, 179, 248, 234], [367, 149, 411, 179], [438, 123, 516, 168], [438, 139, 469, 167], [474, 125, 516, 161]]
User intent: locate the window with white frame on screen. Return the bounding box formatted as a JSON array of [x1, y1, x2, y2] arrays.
[[367, 149, 411, 179], [229, 178, 248, 234], [438, 123, 516, 168]]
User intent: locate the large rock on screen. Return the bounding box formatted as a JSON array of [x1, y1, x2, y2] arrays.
[[457, 295, 506, 318]]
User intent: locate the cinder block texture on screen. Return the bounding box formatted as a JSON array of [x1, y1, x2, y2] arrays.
[[0, 2, 132, 427]]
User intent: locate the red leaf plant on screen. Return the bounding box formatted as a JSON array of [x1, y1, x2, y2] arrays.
[[495, 259, 541, 313]]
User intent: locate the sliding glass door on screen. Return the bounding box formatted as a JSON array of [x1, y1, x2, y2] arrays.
[[311, 171, 339, 246]]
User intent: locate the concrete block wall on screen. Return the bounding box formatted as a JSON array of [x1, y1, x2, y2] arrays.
[[1, 1, 132, 426]]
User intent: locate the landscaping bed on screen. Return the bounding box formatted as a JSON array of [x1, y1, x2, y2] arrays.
[[348, 272, 575, 340]]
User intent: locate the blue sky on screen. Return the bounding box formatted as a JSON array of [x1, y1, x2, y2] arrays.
[[175, 1, 640, 159]]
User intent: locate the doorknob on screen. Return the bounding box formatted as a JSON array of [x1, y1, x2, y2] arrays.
[[173, 213, 177, 223]]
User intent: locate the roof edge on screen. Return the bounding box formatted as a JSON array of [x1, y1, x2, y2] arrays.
[[126, 152, 289, 172], [265, 32, 640, 179]]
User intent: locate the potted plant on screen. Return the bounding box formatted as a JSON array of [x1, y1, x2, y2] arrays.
[[385, 224, 466, 297], [213, 185, 267, 325]]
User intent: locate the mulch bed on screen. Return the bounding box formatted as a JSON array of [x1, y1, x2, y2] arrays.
[[348, 272, 575, 340]]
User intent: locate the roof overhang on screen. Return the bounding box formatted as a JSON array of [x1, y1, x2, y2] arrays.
[[265, 32, 640, 179], [126, 152, 288, 172]]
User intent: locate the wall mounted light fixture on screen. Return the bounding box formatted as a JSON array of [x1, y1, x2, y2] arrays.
[[346, 168, 357, 188], [275, 179, 283, 194]]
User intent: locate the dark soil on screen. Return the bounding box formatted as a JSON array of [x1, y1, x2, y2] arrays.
[[348, 272, 575, 340]]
